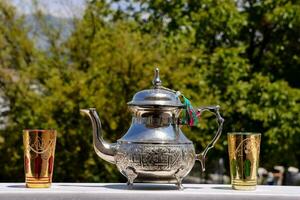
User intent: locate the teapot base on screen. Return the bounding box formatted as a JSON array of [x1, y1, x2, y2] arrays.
[[115, 142, 195, 190], [134, 177, 178, 184], [127, 179, 184, 190], [126, 182, 184, 190], [138, 181, 184, 190]]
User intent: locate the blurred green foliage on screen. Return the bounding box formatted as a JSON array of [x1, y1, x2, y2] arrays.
[[0, 0, 299, 182]]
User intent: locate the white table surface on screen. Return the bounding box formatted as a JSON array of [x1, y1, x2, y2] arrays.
[[0, 183, 299, 200]]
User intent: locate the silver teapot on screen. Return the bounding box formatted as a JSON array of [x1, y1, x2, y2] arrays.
[[81, 68, 224, 189]]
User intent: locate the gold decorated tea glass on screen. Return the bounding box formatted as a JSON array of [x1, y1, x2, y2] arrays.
[[228, 132, 261, 190], [23, 130, 57, 188]]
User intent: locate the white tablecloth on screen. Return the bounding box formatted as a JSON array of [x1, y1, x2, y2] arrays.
[[0, 183, 299, 200]]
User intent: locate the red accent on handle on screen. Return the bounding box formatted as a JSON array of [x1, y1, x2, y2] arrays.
[[196, 111, 201, 118]]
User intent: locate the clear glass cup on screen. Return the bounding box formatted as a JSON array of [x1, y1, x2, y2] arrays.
[[23, 130, 57, 188], [228, 132, 261, 190]]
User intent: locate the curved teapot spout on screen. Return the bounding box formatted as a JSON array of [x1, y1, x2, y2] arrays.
[[80, 108, 116, 164]]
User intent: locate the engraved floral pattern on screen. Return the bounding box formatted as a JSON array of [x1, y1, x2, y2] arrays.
[[115, 143, 195, 183]]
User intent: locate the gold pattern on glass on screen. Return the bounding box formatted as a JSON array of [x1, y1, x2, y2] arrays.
[[228, 133, 261, 190], [23, 130, 56, 188]]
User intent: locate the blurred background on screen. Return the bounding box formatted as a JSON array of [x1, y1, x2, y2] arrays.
[[0, 0, 299, 185]]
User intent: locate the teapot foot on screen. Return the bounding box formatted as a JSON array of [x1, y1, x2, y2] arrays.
[[124, 166, 138, 189], [176, 182, 184, 190], [175, 166, 185, 190], [127, 181, 134, 189]]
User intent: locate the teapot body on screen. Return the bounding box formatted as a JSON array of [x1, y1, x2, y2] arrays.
[[114, 111, 195, 187], [115, 142, 195, 184]]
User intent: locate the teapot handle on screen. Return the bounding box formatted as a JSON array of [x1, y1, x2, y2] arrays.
[[195, 105, 224, 172]]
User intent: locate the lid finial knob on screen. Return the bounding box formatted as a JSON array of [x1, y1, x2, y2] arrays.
[[152, 68, 162, 88]]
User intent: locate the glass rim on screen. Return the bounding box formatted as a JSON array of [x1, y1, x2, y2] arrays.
[[227, 132, 261, 136], [23, 129, 56, 133]]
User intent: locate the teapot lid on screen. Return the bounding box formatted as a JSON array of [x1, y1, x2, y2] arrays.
[[127, 68, 184, 108]]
